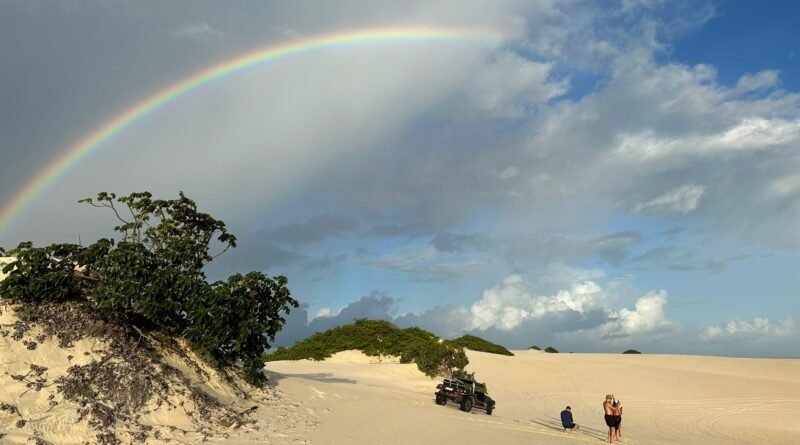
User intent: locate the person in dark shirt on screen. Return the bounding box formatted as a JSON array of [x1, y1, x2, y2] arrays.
[[560, 406, 579, 433]]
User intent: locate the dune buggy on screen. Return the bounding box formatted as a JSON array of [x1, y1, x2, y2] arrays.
[[435, 378, 495, 415]]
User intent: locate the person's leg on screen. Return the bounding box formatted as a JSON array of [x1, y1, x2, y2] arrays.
[[608, 426, 614, 443]]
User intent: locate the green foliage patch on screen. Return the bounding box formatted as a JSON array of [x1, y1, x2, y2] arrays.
[[623, 349, 642, 354], [0, 191, 298, 386], [544, 346, 559, 353], [528, 345, 542, 350], [265, 319, 471, 378], [450, 334, 514, 356]]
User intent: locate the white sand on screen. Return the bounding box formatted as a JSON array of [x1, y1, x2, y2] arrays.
[[265, 349, 800, 445]]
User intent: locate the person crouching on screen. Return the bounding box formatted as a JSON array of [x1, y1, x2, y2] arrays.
[[560, 406, 579, 433]]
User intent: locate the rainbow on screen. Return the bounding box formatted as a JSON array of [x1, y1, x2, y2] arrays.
[[0, 26, 501, 236]]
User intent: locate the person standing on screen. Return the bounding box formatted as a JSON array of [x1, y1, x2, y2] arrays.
[[613, 398, 623, 438], [560, 406, 579, 433], [603, 394, 618, 443]]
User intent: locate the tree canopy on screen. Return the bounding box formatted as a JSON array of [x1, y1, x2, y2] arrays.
[[0, 191, 297, 385]]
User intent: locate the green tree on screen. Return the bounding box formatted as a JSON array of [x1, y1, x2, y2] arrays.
[[0, 191, 297, 386], [78, 191, 236, 277]]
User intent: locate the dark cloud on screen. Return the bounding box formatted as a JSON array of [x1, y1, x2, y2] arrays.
[[264, 214, 359, 245], [301, 253, 348, 271], [273, 292, 396, 347], [627, 247, 755, 274], [430, 232, 489, 253], [366, 223, 432, 238]]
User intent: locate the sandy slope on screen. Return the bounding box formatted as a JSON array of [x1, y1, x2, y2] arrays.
[[265, 349, 800, 445], [0, 303, 313, 445]]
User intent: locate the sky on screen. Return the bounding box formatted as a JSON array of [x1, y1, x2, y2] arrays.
[[0, 0, 798, 357]]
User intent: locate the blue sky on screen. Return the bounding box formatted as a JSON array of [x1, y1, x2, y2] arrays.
[[0, 0, 798, 356], [670, 0, 800, 91]]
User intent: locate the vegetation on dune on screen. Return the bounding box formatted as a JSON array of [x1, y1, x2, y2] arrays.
[[544, 346, 559, 353], [528, 345, 542, 351], [0, 191, 298, 386], [450, 334, 514, 356], [264, 319, 473, 379], [623, 349, 642, 354]]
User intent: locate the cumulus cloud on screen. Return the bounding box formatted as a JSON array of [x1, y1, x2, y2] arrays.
[[601, 290, 673, 338], [633, 185, 705, 214], [469, 275, 607, 330], [702, 317, 795, 343]]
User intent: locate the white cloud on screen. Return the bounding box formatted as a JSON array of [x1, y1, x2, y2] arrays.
[[469, 274, 607, 330], [733, 70, 780, 94], [609, 290, 672, 335], [702, 317, 795, 343], [561, 290, 675, 343], [614, 118, 800, 161], [468, 51, 568, 116], [173, 22, 223, 40], [633, 184, 705, 214], [312, 307, 340, 320]]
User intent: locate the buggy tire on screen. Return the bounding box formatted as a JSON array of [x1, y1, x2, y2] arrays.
[[460, 398, 473, 413], [436, 395, 447, 405], [486, 406, 493, 415]]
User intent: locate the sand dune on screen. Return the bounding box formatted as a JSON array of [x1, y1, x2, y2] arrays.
[[265, 349, 800, 445]]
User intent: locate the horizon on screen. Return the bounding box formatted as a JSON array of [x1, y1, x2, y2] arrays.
[[0, 1, 798, 358]]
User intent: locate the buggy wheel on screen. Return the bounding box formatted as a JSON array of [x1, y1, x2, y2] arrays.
[[460, 398, 473, 412], [486, 406, 493, 415], [436, 395, 447, 405]]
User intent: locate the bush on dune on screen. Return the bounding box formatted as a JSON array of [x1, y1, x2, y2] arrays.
[[528, 345, 542, 350], [265, 319, 471, 379], [623, 349, 642, 354], [450, 334, 514, 356], [0, 191, 298, 386], [545, 346, 559, 353]]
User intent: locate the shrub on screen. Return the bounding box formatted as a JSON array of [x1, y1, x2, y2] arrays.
[[0, 242, 86, 304], [0, 191, 298, 386], [265, 319, 471, 378], [450, 335, 514, 356], [544, 346, 559, 353], [528, 345, 542, 350], [623, 349, 642, 354]]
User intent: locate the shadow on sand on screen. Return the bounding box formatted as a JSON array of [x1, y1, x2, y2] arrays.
[[529, 417, 608, 441], [264, 370, 357, 386]]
